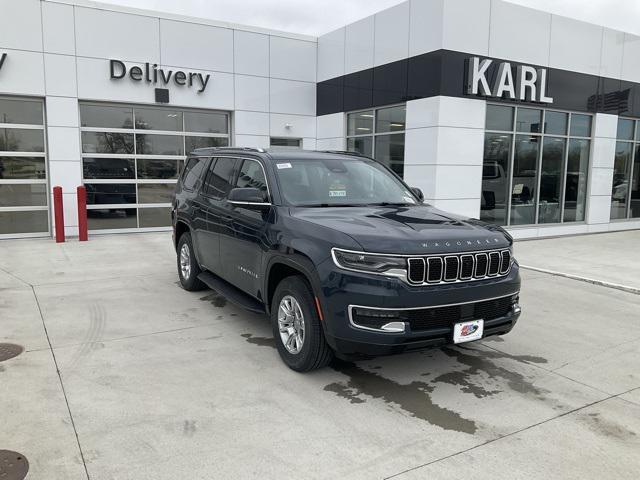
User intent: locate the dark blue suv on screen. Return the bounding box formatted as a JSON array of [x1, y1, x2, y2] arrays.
[[172, 148, 521, 371]]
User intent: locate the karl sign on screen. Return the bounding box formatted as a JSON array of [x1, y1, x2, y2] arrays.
[[465, 56, 553, 104], [109, 59, 210, 93]]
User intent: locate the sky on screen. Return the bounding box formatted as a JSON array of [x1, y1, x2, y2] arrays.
[[93, 0, 640, 37]]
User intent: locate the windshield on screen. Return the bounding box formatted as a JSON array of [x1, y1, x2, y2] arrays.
[[274, 157, 419, 207]]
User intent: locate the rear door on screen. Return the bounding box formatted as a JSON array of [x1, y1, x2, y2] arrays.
[[219, 158, 270, 297], [177, 156, 210, 261]]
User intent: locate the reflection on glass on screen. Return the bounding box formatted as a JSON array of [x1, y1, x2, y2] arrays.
[[347, 111, 374, 136], [137, 159, 179, 179], [0, 99, 43, 125], [631, 147, 640, 218], [0, 128, 45, 152], [82, 132, 134, 154], [516, 108, 542, 133], [510, 135, 539, 225], [80, 104, 133, 129], [136, 134, 184, 155], [616, 118, 635, 140], [139, 207, 171, 228], [87, 208, 137, 230], [347, 136, 372, 157], [138, 184, 174, 204], [570, 114, 592, 137], [85, 183, 136, 205], [544, 111, 568, 135], [0, 184, 47, 207], [376, 105, 406, 133], [538, 137, 565, 224], [184, 112, 228, 134], [135, 108, 183, 131], [185, 136, 227, 153], [480, 133, 512, 225], [610, 142, 632, 219], [82, 158, 135, 179], [0, 210, 48, 234], [375, 134, 405, 177], [564, 139, 589, 222], [486, 105, 514, 131], [0, 157, 46, 179]]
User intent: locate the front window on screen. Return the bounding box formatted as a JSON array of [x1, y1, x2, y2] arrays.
[[610, 118, 640, 220], [346, 105, 406, 177], [481, 104, 591, 226], [273, 157, 418, 207]]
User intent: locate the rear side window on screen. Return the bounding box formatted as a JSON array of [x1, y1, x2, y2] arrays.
[[235, 160, 269, 201], [181, 156, 208, 191], [203, 157, 238, 199]]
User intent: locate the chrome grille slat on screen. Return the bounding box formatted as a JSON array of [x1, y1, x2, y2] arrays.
[[406, 249, 511, 285]]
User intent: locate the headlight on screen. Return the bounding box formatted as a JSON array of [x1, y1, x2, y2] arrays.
[[332, 248, 407, 275]]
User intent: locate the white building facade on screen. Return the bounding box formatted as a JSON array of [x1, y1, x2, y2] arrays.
[[1, 0, 639, 239]]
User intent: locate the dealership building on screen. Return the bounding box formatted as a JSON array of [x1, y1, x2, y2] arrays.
[[1, 0, 639, 239]]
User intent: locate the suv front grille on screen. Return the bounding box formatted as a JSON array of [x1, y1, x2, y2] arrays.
[[408, 249, 512, 285]]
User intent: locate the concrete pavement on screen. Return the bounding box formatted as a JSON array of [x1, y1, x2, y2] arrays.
[[0, 231, 638, 479]]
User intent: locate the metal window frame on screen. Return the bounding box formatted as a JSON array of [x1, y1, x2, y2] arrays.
[[345, 103, 407, 161], [615, 117, 639, 220]]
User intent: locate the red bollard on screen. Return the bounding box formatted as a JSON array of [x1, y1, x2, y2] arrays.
[[53, 186, 65, 243], [77, 185, 88, 241]]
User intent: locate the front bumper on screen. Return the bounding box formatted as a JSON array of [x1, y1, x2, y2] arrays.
[[317, 258, 522, 356]]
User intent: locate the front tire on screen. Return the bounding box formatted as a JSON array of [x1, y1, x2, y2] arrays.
[[271, 276, 334, 372], [177, 232, 206, 291]]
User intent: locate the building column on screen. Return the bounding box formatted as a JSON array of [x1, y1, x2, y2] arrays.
[[316, 113, 345, 151], [586, 113, 617, 231], [404, 96, 486, 218]]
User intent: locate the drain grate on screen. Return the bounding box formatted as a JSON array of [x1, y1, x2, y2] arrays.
[[0, 450, 29, 480], [0, 344, 24, 362]]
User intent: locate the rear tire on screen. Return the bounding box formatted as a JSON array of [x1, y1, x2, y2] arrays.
[[271, 275, 334, 372], [177, 232, 206, 291]]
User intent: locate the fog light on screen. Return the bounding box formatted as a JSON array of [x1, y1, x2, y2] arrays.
[[512, 303, 521, 315], [380, 322, 405, 333]]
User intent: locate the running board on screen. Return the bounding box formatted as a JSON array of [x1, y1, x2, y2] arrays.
[[197, 271, 266, 314]]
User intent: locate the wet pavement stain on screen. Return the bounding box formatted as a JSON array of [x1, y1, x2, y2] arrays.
[[199, 291, 227, 308], [325, 362, 478, 434], [582, 412, 637, 441], [431, 370, 502, 399], [183, 420, 197, 437], [241, 333, 276, 348]]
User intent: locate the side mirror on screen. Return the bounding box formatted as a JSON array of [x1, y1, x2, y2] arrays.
[[411, 187, 424, 202], [228, 187, 270, 210]]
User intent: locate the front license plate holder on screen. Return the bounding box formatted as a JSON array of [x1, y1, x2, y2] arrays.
[[453, 319, 484, 344]]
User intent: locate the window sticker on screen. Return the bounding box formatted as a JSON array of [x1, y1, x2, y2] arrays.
[[276, 162, 292, 169], [329, 181, 347, 198]]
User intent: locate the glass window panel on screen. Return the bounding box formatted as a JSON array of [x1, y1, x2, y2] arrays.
[[80, 104, 134, 129], [184, 112, 228, 134], [480, 133, 512, 226], [376, 105, 406, 133], [82, 158, 135, 179], [85, 183, 136, 205], [0, 99, 43, 125], [185, 136, 227, 153], [510, 135, 540, 225], [616, 118, 635, 140], [544, 111, 568, 135], [136, 134, 184, 155], [134, 108, 183, 131], [347, 111, 374, 136], [181, 157, 208, 191], [486, 105, 514, 131], [87, 208, 137, 230], [139, 207, 171, 228], [374, 134, 405, 177], [0, 157, 46, 179], [515, 108, 542, 133], [0, 210, 48, 234], [564, 139, 590, 222], [0, 128, 45, 152], [631, 147, 640, 218], [0, 184, 47, 206], [236, 160, 268, 201], [138, 183, 174, 203], [137, 159, 179, 179], [347, 136, 372, 157], [538, 137, 565, 224], [270, 138, 301, 148], [570, 114, 592, 137], [203, 157, 237, 199], [81, 132, 134, 154], [610, 141, 632, 220]]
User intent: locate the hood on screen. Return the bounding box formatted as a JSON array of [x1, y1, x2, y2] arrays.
[[290, 204, 511, 255]]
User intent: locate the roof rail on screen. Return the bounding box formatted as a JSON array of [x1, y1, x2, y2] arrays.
[[192, 146, 266, 153], [319, 150, 366, 157]]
